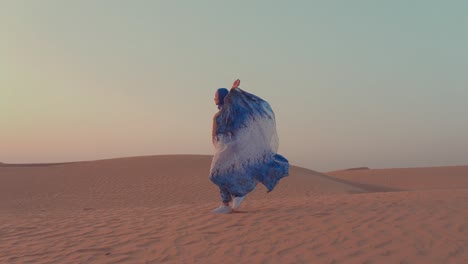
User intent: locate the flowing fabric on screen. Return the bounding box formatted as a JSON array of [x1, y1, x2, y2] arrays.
[[210, 87, 289, 197]]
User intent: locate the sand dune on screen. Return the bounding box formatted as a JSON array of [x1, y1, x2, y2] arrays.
[[0, 155, 364, 213], [326, 165, 468, 191], [1, 155, 467, 263]]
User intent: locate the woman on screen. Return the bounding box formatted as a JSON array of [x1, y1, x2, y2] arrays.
[[210, 79, 289, 213]]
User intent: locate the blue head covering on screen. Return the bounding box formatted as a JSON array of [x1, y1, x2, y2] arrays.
[[216, 88, 229, 109]]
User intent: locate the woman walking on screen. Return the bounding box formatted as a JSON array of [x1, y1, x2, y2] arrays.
[[210, 79, 289, 213]]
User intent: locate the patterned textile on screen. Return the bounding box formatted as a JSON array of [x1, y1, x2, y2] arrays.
[[210, 87, 289, 197]]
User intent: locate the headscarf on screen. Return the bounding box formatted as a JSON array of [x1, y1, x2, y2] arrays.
[[216, 88, 229, 110]]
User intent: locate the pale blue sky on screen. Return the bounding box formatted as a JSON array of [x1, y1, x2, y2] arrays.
[[1, 0, 467, 171]]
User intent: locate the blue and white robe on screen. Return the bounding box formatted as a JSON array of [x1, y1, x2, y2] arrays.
[[210, 87, 289, 197]]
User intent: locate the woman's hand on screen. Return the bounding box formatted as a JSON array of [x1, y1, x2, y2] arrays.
[[231, 79, 240, 90]]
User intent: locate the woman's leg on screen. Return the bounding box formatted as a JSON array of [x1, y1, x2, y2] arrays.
[[219, 187, 232, 205]]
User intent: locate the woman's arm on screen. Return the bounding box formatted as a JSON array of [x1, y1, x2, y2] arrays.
[[230, 79, 240, 91], [212, 112, 220, 144]]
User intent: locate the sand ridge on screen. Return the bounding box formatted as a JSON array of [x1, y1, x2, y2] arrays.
[[0, 155, 365, 213]]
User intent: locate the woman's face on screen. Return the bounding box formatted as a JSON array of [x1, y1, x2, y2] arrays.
[[214, 91, 220, 105]]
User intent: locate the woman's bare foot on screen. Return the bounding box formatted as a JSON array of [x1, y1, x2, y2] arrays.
[[212, 204, 232, 214]]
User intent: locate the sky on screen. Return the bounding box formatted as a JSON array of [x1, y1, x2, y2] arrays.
[[1, 0, 467, 171]]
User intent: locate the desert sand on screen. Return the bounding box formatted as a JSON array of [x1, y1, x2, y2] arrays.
[[1, 155, 467, 263]]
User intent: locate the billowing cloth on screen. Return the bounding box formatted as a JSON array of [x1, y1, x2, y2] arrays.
[[210, 87, 289, 197]]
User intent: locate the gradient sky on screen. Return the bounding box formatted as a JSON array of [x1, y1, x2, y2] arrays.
[[1, 0, 467, 171]]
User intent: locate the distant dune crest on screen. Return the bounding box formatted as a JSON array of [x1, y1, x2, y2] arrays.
[[344, 167, 370, 171], [327, 165, 468, 191]]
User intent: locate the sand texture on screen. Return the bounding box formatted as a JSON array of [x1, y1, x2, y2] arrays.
[[1, 155, 467, 263]]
